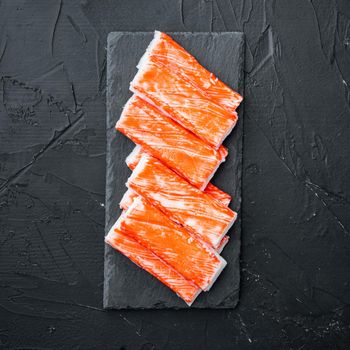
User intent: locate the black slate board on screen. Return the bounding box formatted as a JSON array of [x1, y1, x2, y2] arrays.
[[104, 32, 245, 309]]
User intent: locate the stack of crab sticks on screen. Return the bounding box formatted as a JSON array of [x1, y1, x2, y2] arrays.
[[105, 31, 242, 306]]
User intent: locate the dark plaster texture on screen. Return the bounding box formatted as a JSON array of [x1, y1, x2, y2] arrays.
[[0, 0, 349, 348]]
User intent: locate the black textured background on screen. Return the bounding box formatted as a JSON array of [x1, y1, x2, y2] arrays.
[[105, 32, 244, 309], [0, 0, 350, 348]]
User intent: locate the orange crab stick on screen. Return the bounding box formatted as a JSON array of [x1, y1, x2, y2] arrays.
[[116, 197, 227, 291], [139, 31, 243, 113], [116, 95, 227, 190], [119, 189, 229, 253], [125, 145, 232, 206], [127, 154, 237, 249], [130, 59, 237, 149], [106, 223, 201, 305]]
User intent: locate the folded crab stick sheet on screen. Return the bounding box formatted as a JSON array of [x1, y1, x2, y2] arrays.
[[119, 189, 229, 253], [127, 154, 237, 249], [125, 145, 143, 170], [116, 95, 226, 189], [119, 188, 139, 211], [116, 197, 227, 291], [216, 235, 230, 254], [130, 59, 237, 149], [138, 31, 243, 113], [106, 224, 201, 305], [125, 145, 232, 206]]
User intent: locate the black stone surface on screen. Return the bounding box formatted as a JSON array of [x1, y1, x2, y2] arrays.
[[1, 0, 350, 348], [105, 32, 244, 309]]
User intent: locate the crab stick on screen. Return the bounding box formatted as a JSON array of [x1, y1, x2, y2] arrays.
[[119, 189, 229, 253], [116, 95, 227, 190], [130, 59, 237, 149], [106, 223, 201, 305], [138, 31, 243, 113], [116, 197, 226, 291], [127, 154, 237, 249], [125, 145, 231, 206]]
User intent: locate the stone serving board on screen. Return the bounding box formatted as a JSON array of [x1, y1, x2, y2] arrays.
[[104, 32, 245, 309]]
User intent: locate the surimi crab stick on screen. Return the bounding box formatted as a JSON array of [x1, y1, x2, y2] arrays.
[[127, 154, 237, 249], [130, 59, 237, 149], [124, 146, 231, 253], [105, 224, 201, 305], [119, 189, 230, 254], [116, 197, 227, 291], [116, 95, 227, 190], [125, 145, 232, 206], [138, 31, 243, 113]]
